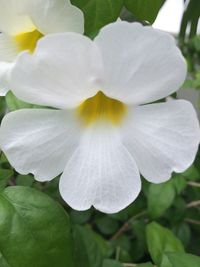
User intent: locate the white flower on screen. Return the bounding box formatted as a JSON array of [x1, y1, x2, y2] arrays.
[[0, 0, 84, 95], [0, 22, 199, 213]]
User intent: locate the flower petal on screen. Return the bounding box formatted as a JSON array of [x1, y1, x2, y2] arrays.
[[0, 33, 19, 95], [10, 33, 103, 109], [0, 109, 81, 181], [0, 62, 13, 96], [59, 127, 141, 213], [122, 100, 200, 183], [95, 21, 187, 105], [27, 0, 84, 34], [0, 0, 35, 35], [0, 33, 19, 62]]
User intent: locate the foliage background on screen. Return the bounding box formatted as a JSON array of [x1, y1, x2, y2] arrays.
[[0, 0, 200, 266]]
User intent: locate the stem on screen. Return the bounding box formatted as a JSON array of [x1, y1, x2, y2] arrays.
[[116, 247, 121, 261], [187, 181, 200, 188], [187, 200, 200, 208], [110, 210, 147, 241], [123, 264, 136, 267], [123, 264, 157, 267], [185, 218, 200, 226]]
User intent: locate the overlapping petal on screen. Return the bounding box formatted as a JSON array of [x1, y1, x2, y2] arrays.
[[9, 22, 187, 108], [0, 0, 35, 35], [0, 34, 19, 62], [10, 33, 103, 109], [95, 22, 187, 105], [27, 0, 84, 35], [0, 109, 81, 181], [0, 62, 13, 96], [60, 127, 141, 213], [121, 100, 200, 183], [0, 0, 84, 35]]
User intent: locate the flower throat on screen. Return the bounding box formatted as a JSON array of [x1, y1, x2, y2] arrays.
[[14, 29, 43, 53], [77, 91, 127, 126]]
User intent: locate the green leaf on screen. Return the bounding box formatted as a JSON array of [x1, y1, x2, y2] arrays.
[[146, 222, 184, 266], [173, 223, 191, 248], [124, 0, 165, 24], [0, 186, 75, 267], [71, 0, 123, 35], [0, 169, 14, 191], [147, 180, 176, 219], [102, 259, 123, 267], [180, 0, 200, 39], [181, 165, 200, 181], [172, 174, 187, 194], [70, 209, 92, 224], [73, 225, 110, 267], [0, 97, 6, 119], [6, 91, 41, 111], [16, 174, 34, 187], [131, 220, 146, 261], [167, 252, 200, 267], [96, 216, 119, 235]]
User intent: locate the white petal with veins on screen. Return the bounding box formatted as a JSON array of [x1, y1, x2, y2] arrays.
[[0, 109, 81, 181], [95, 21, 187, 105], [60, 126, 141, 213], [122, 100, 200, 183]]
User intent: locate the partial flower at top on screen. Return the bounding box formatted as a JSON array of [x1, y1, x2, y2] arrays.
[[0, 0, 84, 96], [0, 22, 199, 213]]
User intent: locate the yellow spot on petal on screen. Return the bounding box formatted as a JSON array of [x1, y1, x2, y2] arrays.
[[77, 91, 127, 126], [14, 29, 43, 53]]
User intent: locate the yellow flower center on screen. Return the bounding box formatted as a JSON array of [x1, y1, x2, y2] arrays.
[[77, 91, 127, 126], [14, 29, 43, 53]]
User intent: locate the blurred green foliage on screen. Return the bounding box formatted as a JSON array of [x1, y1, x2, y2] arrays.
[[0, 0, 200, 266]]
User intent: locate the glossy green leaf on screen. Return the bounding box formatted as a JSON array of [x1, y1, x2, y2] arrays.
[[71, 0, 123, 35], [124, 0, 165, 24], [0, 186, 74, 267], [146, 222, 184, 266], [167, 252, 200, 267], [148, 181, 176, 218], [0, 169, 14, 191]]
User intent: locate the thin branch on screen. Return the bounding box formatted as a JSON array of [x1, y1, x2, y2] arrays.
[[185, 218, 200, 225], [186, 200, 200, 208], [187, 181, 200, 188], [123, 264, 157, 267], [110, 210, 147, 241], [123, 264, 136, 267]]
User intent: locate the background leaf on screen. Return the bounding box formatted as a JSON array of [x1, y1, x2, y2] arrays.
[[147, 180, 176, 219], [0, 186, 74, 267], [0, 169, 14, 191], [6, 92, 42, 111], [167, 252, 200, 267], [102, 259, 123, 267], [72, 225, 110, 267], [146, 222, 185, 266], [71, 0, 123, 36], [124, 0, 165, 24]]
